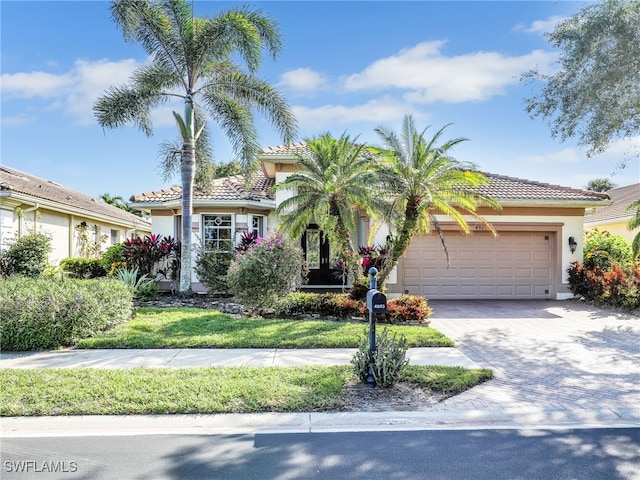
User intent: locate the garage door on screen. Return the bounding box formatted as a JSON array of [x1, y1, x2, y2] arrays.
[[401, 231, 554, 299]]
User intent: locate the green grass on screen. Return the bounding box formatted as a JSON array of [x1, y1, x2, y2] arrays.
[[77, 307, 454, 349], [0, 366, 493, 416]]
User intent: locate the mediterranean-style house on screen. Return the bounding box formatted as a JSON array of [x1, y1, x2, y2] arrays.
[[0, 165, 151, 266], [130, 143, 610, 300], [584, 183, 639, 243]]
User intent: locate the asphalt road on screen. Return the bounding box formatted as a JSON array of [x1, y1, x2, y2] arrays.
[[2, 428, 639, 480]]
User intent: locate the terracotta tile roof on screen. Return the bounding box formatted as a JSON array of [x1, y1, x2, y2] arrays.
[[260, 142, 312, 158], [585, 183, 639, 223], [131, 171, 275, 203], [475, 173, 610, 202], [259, 143, 609, 203], [0, 165, 149, 227]]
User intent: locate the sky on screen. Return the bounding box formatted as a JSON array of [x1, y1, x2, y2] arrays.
[[2, 0, 639, 202]]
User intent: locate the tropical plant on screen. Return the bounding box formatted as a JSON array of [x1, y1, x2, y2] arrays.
[[628, 199, 640, 258], [100, 192, 143, 217], [121, 234, 180, 280], [115, 266, 157, 300], [274, 133, 388, 285], [75, 221, 108, 258], [351, 327, 409, 388], [585, 178, 616, 192], [94, 0, 297, 293], [372, 114, 502, 285]]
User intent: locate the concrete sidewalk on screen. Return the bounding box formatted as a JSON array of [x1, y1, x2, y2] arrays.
[[0, 347, 479, 369], [2, 300, 639, 435]]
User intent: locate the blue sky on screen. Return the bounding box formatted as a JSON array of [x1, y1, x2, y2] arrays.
[[2, 0, 639, 201]]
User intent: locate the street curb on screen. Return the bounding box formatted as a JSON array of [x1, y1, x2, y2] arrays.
[[2, 408, 639, 437]]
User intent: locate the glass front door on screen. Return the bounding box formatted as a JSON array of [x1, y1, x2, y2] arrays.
[[301, 225, 342, 285]]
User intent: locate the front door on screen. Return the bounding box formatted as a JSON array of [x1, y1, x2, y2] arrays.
[[301, 225, 343, 285]]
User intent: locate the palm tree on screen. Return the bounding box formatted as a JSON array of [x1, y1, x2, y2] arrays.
[[627, 199, 640, 257], [274, 133, 388, 286], [94, 0, 297, 293], [586, 178, 616, 192], [99, 193, 125, 206], [373, 114, 502, 286]]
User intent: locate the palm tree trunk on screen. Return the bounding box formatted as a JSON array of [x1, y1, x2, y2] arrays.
[[179, 139, 196, 293], [377, 210, 418, 286]]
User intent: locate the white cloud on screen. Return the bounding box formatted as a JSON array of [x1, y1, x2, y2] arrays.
[[1, 71, 75, 98], [1, 58, 140, 125], [291, 96, 418, 130], [517, 146, 583, 165], [343, 40, 557, 103], [279, 68, 327, 93], [516, 15, 567, 35], [1, 113, 35, 127]]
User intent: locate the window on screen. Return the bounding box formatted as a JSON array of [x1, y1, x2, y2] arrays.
[[251, 215, 264, 238], [202, 214, 233, 251], [110, 229, 119, 245]]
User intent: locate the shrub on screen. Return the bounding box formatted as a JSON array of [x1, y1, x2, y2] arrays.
[[122, 234, 180, 280], [226, 232, 307, 314], [567, 260, 640, 310], [351, 327, 409, 388], [387, 295, 432, 324], [101, 243, 124, 274], [584, 230, 633, 267], [60, 257, 107, 279], [0, 277, 133, 351], [0, 232, 51, 277], [273, 291, 432, 324], [194, 248, 234, 295]]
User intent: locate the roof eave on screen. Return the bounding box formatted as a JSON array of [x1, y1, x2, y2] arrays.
[[1, 191, 150, 229]]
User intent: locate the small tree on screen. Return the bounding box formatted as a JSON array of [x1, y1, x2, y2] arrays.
[[226, 232, 307, 314]]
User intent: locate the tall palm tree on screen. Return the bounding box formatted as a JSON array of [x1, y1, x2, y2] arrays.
[[94, 0, 297, 293], [274, 133, 388, 285], [373, 114, 502, 286]]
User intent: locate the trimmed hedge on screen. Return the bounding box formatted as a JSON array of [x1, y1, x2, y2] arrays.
[[274, 292, 432, 324], [60, 257, 108, 278], [0, 277, 133, 351]]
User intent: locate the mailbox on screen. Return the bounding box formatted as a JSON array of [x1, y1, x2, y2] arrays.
[[366, 289, 387, 313]]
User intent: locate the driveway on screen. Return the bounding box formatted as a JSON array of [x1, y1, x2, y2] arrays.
[[428, 300, 640, 414]]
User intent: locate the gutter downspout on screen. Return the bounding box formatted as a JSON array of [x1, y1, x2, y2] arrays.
[[19, 203, 40, 236]]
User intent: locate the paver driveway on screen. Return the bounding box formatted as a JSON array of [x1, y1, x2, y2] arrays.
[[428, 300, 640, 413]]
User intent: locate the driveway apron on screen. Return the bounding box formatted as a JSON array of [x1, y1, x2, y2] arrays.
[[428, 300, 640, 413]]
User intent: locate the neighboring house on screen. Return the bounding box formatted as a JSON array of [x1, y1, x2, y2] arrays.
[[130, 143, 610, 300], [0, 165, 151, 266], [583, 183, 639, 243]]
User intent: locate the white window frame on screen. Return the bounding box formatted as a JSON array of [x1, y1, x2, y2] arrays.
[[201, 213, 235, 252], [249, 214, 266, 238]]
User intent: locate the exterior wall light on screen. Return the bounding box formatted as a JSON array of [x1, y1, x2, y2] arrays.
[[568, 236, 578, 254]]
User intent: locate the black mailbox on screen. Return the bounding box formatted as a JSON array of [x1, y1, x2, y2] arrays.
[[366, 289, 387, 313]]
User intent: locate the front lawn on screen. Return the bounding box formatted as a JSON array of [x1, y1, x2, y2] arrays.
[[77, 307, 454, 349], [0, 366, 493, 416]]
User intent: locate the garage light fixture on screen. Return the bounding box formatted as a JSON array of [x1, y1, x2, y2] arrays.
[[568, 236, 578, 254]]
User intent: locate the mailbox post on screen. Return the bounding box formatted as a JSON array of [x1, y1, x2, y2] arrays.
[[365, 267, 386, 387]]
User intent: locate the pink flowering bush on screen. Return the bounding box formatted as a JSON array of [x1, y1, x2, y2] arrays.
[[226, 232, 307, 314]]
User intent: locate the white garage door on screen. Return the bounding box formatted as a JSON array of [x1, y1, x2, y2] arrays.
[[401, 231, 554, 299]]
